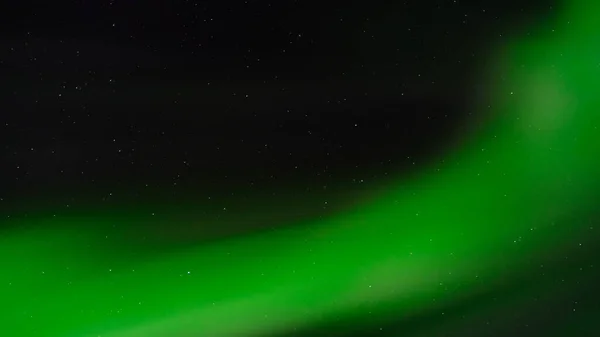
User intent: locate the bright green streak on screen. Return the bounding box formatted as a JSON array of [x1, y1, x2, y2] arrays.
[[2, 1, 599, 336]]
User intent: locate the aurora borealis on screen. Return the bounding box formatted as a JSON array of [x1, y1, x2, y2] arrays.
[[1, 0, 599, 336]]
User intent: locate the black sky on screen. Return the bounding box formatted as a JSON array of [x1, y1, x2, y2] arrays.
[[0, 0, 564, 230], [0, 0, 560, 232]]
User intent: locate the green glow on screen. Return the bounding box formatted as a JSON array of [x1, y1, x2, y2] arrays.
[[2, 1, 599, 335]]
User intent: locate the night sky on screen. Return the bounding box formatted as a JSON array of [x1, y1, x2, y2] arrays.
[[1, 1, 599, 336], [0, 0, 543, 204], [1, 0, 490, 241]]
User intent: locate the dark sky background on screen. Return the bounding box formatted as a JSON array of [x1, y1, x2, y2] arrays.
[[3, 1, 599, 337], [0, 0, 553, 214], [0, 0, 563, 257]]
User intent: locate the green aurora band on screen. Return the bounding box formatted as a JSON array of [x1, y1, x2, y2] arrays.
[[2, 1, 599, 336]]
